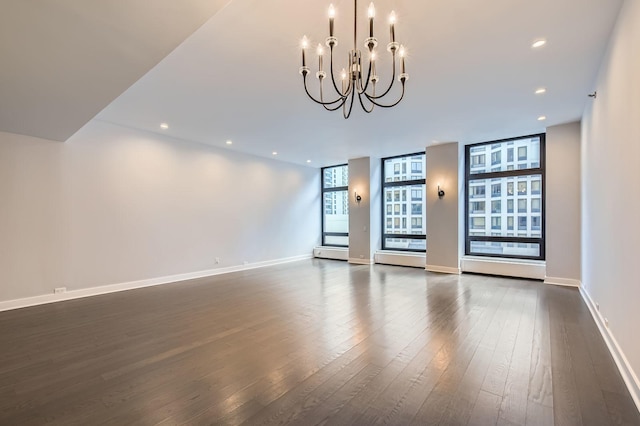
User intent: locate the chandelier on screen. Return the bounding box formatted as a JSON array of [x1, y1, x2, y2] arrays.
[[299, 1, 409, 118]]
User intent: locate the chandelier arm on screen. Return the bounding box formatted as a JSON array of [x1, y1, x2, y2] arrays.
[[356, 90, 375, 113], [302, 75, 346, 106], [343, 85, 357, 119], [364, 82, 405, 108], [366, 54, 398, 100], [320, 84, 343, 111], [327, 46, 347, 97], [361, 58, 374, 94]]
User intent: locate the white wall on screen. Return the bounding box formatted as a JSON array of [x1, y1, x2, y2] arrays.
[[581, 0, 640, 403], [545, 122, 581, 284], [0, 120, 320, 302], [348, 157, 378, 264], [425, 142, 460, 274]]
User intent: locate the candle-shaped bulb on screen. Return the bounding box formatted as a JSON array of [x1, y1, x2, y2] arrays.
[[389, 11, 396, 42], [370, 51, 376, 61], [328, 4, 335, 37], [301, 36, 309, 67], [399, 45, 405, 58], [317, 43, 324, 56], [368, 2, 375, 37]]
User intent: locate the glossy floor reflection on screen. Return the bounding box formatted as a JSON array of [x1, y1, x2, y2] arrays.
[[0, 260, 638, 425]]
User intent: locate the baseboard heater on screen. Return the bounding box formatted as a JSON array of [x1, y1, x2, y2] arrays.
[[461, 256, 546, 280], [313, 247, 348, 261]]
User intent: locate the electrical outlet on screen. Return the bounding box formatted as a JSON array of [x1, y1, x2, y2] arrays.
[[54, 287, 66, 294], [215, 257, 220, 264], [604, 317, 609, 328]]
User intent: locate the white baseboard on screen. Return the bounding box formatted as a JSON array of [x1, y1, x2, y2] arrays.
[[0, 254, 312, 313], [348, 258, 374, 265], [426, 264, 462, 275], [461, 256, 545, 280], [313, 246, 348, 261], [580, 286, 640, 412], [375, 251, 425, 268], [544, 277, 581, 287]]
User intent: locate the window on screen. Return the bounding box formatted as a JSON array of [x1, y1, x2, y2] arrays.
[[470, 201, 485, 213], [470, 185, 485, 198], [491, 217, 501, 229], [382, 153, 426, 251], [465, 134, 545, 259], [518, 146, 527, 160], [491, 183, 501, 197], [491, 151, 501, 165], [531, 198, 541, 213], [531, 179, 541, 194], [518, 199, 527, 213], [322, 165, 349, 246]]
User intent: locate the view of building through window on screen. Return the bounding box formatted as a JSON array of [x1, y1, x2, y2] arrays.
[[322, 165, 349, 246], [466, 135, 545, 259], [382, 153, 427, 251]]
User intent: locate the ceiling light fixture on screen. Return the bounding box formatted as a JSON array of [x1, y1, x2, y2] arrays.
[[532, 39, 546, 48], [306, 160, 312, 163], [272, 151, 278, 155], [538, 115, 547, 121], [535, 88, 546, 94], [160, 123, 169, 130], [299, 1, 408, 118], [226, 140, 233, 145]]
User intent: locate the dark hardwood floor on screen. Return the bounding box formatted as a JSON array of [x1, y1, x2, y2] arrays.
[[0, 260, 638, 425]]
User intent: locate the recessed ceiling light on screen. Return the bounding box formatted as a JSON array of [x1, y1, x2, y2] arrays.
[[306, 160, 311, 163], [226, 140, 233, 145], [535, 88, 547, 95], [160, 123, 169, 130], [272, 151, 278, 155], [532, 39, 546, 48], [538, 115, 547, 121]]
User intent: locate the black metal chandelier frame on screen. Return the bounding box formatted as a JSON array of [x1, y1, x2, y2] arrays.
[[299, 0, 409, 118]]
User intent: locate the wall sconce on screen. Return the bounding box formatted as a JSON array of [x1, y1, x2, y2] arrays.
[[437, 184, 445, 199], [354, 191, 362, 203]]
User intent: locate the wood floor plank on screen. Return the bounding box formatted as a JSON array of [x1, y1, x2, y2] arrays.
[[0, 261, 637, 425]]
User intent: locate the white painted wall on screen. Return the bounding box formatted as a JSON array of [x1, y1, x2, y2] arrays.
[[425, 142, 460, 273], [545, 122, 581, 284], [0, 120, 319, 302], [581, 0, 640, 401], [348, 157, 376, 264]]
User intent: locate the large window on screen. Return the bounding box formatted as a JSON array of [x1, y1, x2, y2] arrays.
[[382, 153, 426, 251], [322, 164, 349, 246], [465, 134, 545, 259]]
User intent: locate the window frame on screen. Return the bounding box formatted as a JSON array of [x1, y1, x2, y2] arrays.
[[321, 164, 349, 247], [464, 134, 546, 260], [381, 152, 427, 252]]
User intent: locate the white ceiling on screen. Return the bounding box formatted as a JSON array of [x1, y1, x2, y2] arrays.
[[4, 0, 622, 167], [0, 0, 230, 141]]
